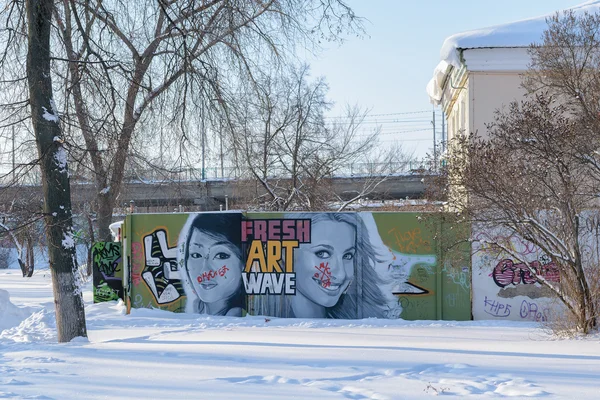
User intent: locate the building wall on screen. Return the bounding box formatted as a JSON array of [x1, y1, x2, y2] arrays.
[[441, 66, 469, 144], [443, 71, 526, 144], [470, 72, 527, 139]]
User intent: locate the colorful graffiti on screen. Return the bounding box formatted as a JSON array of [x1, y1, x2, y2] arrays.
[[141, 229, 183, 304], [178, 213, 245, 316], [242, 218, 306, 296], [92, 242, 123, 302], [120, 212, 471, 321], [472, 225, 565, 321], [492, 259, 560, 287], [247, 213, 364, 319]]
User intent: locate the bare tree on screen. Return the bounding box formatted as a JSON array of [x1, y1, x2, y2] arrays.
[[45, 0, 363, 240], [224, 64, 407, 211], [27, 0, 87, 342], [433, 10, 600, 334], [442, 94, 600, 334]]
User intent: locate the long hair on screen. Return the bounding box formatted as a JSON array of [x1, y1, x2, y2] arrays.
[[248, 212, 392, 319], [321, 213, 391, 319], [177, 212, 245, 315]]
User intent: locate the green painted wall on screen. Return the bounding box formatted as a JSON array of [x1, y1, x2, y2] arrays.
[[115, 211, 471, 320]]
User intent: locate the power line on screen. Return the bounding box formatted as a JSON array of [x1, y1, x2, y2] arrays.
[[325, 110, 435, 119], [357, 118, 433, 124], [379, 138, 434, 143], [353, 128, 434, 138]]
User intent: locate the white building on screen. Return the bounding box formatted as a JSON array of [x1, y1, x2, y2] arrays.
[[426, 1, 600, 144]]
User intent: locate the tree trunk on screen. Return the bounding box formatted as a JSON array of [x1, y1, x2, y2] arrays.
[[18, 259, 27, 278], [26, 236, 34, 277], [26, 0, 87, 342], [86, 212, 95, 276], [97, 193, 114, 242]]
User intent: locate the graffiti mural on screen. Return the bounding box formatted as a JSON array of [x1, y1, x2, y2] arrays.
[[490, 258, 559, 299], [121, 212, 471, 320], [388, 253, 435, 295], [92, 242, 123, 302], [368, 213, 471, 320], [242, 218, 307, 297], [472, 224, 564, 321], [124, 213, 189, 312], [178, 213, 245, 316], [246, 213, 364, 319], [141, 229, 183, 305]]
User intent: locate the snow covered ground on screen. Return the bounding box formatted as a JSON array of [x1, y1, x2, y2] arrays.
[[1, 269, 599, 399]]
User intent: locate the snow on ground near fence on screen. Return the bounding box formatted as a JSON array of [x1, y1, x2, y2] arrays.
[[1, 269, 600, 399]]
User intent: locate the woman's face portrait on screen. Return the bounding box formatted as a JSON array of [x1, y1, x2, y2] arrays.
[[186, 227, 242, 303], [294, 219, 356, 307]]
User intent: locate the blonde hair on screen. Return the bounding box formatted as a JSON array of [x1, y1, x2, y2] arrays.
[[247, 213, 395, 318]]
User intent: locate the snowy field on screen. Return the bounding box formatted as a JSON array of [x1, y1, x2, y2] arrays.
[[1, 269, 600, 399]]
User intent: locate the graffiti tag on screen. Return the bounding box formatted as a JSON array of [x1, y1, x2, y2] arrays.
[[519, 300, 550, 322], [197, 266, 229, 284], [92, 242, 122, 276], [92, 241, 123, 302], [387, 227, 432, 254], [483, 296, 512, 317], [314, 262, 331, 288], [131, 242, 145, 287], [492, 259, 560, 288], [442, 263, 470, 292]]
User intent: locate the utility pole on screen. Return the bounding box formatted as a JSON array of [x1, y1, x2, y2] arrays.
[[159, 125, 163, 167], [219, 118, 224, 178], [12, 125, 15, 181], [441, 111, 446, 153], [432, 109, 438, 170], [201, 102, 206, 180]]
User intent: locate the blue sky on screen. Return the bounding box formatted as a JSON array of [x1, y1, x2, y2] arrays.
[[305, 0, 586, 159]]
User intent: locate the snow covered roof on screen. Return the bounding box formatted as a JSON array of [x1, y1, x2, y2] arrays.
[[427, 1, 600, 105]]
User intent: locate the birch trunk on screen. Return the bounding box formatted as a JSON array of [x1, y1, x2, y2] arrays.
[[26, 0, 87, 342]]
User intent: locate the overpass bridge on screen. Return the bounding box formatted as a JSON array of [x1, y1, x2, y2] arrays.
[[0, 174, 428, 211]]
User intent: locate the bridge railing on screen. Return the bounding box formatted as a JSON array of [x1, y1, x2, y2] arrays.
[[117, 159, 434, 183], [0, 159, 435, 187]]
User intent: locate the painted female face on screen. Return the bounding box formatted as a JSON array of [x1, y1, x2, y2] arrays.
[[186, 228, 242, 303], [294, 220, 356, 307]]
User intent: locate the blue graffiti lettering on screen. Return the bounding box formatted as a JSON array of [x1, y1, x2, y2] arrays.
[[483, 296, 511, 317], [519, 300, 549, 322]]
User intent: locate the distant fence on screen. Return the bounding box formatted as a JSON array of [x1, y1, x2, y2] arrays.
[[0, 159, 435, 186], [117, 159, 434, 183]]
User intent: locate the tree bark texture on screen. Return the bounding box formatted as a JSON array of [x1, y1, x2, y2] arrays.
[[26, 0, 87, 342]]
